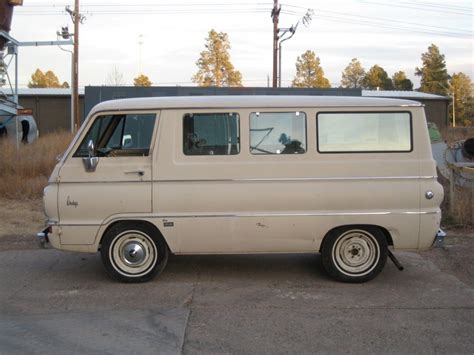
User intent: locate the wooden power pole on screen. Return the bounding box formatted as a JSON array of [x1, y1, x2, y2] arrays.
[[72, 0, 80, 131], [271, 0, 280, 88]]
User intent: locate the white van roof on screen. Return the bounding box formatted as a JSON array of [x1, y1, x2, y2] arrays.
[[90, 95, 422, 115]]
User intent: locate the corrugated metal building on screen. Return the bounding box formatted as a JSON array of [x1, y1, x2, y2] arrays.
[[362, 90, 450, 131], [17, 87, 450, 134], [17, 88, 85, 135]]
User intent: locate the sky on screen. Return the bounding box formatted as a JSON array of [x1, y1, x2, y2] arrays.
[[7, 0, 474, 89]]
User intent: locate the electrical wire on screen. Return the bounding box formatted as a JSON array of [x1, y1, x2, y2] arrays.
[[15, 2, 473, 39], [281, 4, 473, 35], [281, 9, 472, 38]]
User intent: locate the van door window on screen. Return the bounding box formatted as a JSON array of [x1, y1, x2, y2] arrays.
[[183, 113, 240, 155], [74, 113, 156, 157], [250, 112, 307, 154]]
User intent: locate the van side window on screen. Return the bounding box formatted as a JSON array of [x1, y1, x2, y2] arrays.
[[183, 113, 240, 155], [250, 112, 306, 155], [317, 112, 412, 153], [74, 113, 156, 157]]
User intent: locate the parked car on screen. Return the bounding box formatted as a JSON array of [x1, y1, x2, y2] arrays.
[[0, 108, 38, 143]]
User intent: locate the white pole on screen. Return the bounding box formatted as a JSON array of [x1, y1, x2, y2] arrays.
[[452, 92, 455, 128], [70, 52, 74, 132], [15, 116, 19, 149], [14, 44, 19, 150]]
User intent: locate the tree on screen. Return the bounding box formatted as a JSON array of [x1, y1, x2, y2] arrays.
[[28, 69, 67, 88], [449, 72, 474, 126], [363, 65, 393, 90], [415, 44, 449, 95], [291, 50, 331, 88], [340, 58, 365, 88], [133, 74, 152, 87], [192, 29, 242, 87], [392, 71, 413, 90], [105, 66, 125, 86]]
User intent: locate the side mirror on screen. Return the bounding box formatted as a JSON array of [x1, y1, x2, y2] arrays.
[[82, 139, 99, 172]]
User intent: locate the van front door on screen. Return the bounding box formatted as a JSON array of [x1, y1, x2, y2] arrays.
[[57, 112, 158, 246]]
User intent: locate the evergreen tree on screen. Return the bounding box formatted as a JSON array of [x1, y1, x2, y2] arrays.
[[415, 44, 449, 95], [449, 72, 474, 126], [192, 29, 242, 87], [292, 50, 330, 88], [133, 74, 152, 87], [363, 65, 393, 90], [340, 58, 365, 88], [28, 69, 66, 88], [392, 71, 413, 90]]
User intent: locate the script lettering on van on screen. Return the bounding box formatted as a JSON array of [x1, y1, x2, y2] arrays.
[[66, 196, 79, 208]]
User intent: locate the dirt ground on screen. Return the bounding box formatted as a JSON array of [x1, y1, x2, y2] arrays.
[[0, 198, 473, 286], [0, 199, 44, 250]]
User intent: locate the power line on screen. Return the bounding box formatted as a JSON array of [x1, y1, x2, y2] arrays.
[[281, 10, 472, 38], [15, 3, 472, 39], [359, 0, 473, 16], [281, 5, 473, 35]]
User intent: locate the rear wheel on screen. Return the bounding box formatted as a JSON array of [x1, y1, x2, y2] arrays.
[[321, 226, 388, 283], [100, 222, 168, 283]]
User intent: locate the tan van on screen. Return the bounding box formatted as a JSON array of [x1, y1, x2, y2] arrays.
[[38, 96, 444, 283]]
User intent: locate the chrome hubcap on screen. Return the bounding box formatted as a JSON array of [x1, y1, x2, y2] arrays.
[[110, 231, 158, 277], [122, 242, 146, 266]]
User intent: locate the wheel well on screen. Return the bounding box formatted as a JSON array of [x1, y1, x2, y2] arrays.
[[319, 224, 394, 252], [98, 220, 169, 251]]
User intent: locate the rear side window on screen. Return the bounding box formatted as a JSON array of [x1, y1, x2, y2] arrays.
[[74, 113, 156, 157], [183, 113, 240, 155], [250, 112, 306, 155], [317, 112, 412, 153]]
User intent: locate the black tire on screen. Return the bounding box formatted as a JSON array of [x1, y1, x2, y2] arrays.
[[100, 222, 169, 283], [321, 226, 388, 283]]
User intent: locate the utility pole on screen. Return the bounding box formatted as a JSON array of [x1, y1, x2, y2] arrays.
[[66, 1, 83, 132], [72, 0, 80, 132], [271, 0, 280, 88], [272, 7, 313, 88]]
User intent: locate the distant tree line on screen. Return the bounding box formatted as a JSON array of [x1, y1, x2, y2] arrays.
[[28, 30, 473, 126]]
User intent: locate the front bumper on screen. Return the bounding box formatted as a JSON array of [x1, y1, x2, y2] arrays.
[[37, 227, 50, 248], [36, 224, 61, 249]]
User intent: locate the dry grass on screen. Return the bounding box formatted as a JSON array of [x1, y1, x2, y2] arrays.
[[0, 131, 73, 200]]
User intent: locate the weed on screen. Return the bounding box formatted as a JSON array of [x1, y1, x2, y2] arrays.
[[0, 131, 73, 199]]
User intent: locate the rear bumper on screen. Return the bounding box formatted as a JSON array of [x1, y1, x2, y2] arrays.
[[432, 228, 447, 248]]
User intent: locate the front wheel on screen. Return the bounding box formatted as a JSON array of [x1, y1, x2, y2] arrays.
[[321, 226, 388, 283], [100, 222, 169, 283]]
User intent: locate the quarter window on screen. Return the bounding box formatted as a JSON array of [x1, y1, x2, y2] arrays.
[[183, 113, 240, 155], [317, 112, 412, 153], [74, 113, 156, 157], [250, 112, 306, 155]]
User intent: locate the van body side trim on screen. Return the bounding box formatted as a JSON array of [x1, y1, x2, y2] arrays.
[[56, 176, 437, 184], [154, 176, 437, 183], [98, 210, 440, 225]]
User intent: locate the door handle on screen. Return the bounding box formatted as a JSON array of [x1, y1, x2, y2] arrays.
[[125, 170, 145, 177]]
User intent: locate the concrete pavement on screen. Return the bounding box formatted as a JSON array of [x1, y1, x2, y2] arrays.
[[0, 248, 473, 354]]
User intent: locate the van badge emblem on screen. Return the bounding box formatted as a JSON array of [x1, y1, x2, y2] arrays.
[[163, 219, 174, 227], [66, 196, 79, 208]]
